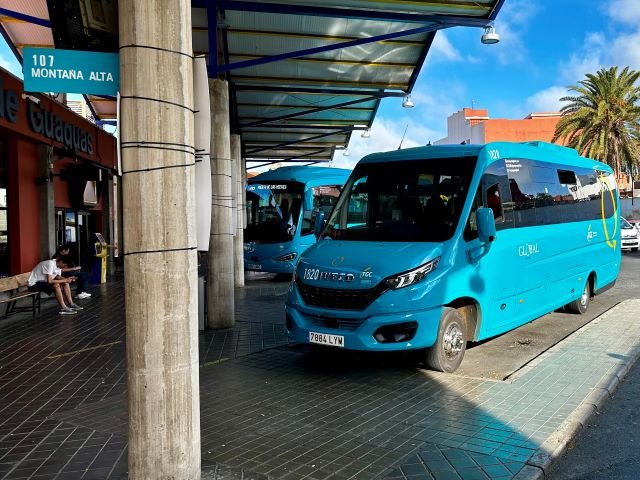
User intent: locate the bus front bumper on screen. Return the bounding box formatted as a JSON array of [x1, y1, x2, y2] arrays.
[[285, 303, 443, 352]]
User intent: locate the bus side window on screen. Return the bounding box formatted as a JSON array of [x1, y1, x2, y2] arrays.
[[301, 185, 341, 235]]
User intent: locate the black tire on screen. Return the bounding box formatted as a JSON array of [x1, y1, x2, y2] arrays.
[[566, 280, 591, 314], [425, 308, 467, 373], [632, 247, 639, 252]]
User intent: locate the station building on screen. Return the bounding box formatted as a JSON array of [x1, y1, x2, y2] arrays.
[[0, 67, 117, 277]]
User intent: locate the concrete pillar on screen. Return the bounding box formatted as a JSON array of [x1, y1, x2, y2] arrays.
[[230, 135, 238, 238], [231, 134, 244, 287], [38, 145, 55, 258], [119, 1, 201, 479], [207, 79, 235, 328]]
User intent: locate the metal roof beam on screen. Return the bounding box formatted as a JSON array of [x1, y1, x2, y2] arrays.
[[239, 104, 375, 112], [227, 28, 423, 46], [213, 24, 439, 75], [234, 85, 405, 97], [407, 31, 436, 92], [229, 53, 415, 69], [242, 124, 368, 131], [207, 4, 218, 73], [0, 24, 22, 62], [489, 0, 507, 20], [247, 149, 331, 164], [217, 1, 491, 25], [0, 8, 51, 27], [232, 75, 408, 89], [239, 95, 379, 128], [245, 128, 352, 155]]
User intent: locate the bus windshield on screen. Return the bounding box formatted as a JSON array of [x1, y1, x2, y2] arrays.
[[245, 181, 303, 243], [323, 157, 477, 242]]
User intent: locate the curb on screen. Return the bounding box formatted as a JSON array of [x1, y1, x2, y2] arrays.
[[512, 343, 640, 480]]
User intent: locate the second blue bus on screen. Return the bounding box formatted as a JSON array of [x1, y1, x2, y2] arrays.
[[244, 166, 351, 275]]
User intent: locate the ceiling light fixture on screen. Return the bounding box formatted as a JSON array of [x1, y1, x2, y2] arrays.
[[402, 94, 414, 108], [481, 24, 500, 44], [361, 128, 371, 138]]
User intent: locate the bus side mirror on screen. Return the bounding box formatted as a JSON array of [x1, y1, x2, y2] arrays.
[[477, 207, 496, 243], [314, 211, 326, 239]]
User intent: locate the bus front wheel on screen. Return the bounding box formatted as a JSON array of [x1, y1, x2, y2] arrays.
[[566, 281, 591, 314], [425, 308, 467, 373]]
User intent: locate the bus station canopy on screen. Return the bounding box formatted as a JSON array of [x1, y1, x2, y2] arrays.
[[0, 0, 505, 166]]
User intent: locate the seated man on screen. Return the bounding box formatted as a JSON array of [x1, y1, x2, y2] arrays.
[[52, 244, 92, 299], [28, 258, 84, 315]]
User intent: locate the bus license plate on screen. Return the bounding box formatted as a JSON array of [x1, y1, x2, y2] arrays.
[[309, 331, 344, 348], [247, 263, 262, 270]]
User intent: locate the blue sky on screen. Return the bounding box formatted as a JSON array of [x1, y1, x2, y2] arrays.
[[335, 0, 640, 167], [2, 0, 639, 169]]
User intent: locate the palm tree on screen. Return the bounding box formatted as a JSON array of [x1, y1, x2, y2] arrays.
[[552, 66, 640, 176]]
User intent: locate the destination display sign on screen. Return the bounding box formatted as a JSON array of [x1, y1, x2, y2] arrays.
[[23, 48, 119, 95]]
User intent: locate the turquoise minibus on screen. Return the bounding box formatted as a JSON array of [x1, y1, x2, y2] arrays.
[[244, 166, 351, 274], [285, 142, 620, 372]]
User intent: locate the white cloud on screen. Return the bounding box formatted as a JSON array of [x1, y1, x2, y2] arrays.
[[605, 0, 640, 25], [430, 32, 462, 62], [561, 33, 605, 83], [526, 86, 569, 113], [609, 31, 640, 70], [560, 28, 640, 85]]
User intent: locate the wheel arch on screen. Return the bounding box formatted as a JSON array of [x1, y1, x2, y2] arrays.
[[445, 297, 481, 342], [588, 270, 597, 296]]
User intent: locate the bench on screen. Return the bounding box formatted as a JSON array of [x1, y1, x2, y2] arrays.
[[0, 273, 41, 321]]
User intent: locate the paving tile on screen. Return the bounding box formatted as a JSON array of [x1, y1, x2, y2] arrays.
[[2, 279, 640, 480]]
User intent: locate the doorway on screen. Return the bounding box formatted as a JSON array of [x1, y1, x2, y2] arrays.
[[55, 209, 95, 270]]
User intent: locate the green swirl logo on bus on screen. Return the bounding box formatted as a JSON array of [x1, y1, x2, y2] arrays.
[[599, 172, 617, 250]]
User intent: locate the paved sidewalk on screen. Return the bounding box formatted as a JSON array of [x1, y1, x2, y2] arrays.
[[0, 277, 638, 479]]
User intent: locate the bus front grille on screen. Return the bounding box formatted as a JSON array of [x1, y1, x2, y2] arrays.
[[296, 278, 386, 310], [308, 315, 363, 331]]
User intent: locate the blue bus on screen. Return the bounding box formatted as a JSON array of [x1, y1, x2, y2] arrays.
[[286, 142, 620, 372], [244, 166, 351, 274]]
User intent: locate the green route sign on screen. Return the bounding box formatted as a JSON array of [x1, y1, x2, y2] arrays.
[[23, 48, 119, 95]]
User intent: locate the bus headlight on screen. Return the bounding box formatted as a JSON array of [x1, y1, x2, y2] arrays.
[[384, 257, 440, 290], [274, 252, 297, 262]]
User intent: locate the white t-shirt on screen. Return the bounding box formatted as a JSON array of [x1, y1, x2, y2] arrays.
[[28, 260, 59, 286]]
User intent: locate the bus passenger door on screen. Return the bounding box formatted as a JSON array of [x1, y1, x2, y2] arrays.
[[463, 161, 516, 337]]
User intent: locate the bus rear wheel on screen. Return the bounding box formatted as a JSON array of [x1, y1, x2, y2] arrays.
[[425, 308, 467, 373], [566, 281, 591, 314]]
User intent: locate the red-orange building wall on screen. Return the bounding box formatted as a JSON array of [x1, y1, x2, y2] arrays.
[[482, 116, 563, 144]]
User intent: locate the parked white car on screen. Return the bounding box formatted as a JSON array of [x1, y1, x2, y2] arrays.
[[621, 217, 640, 251]]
